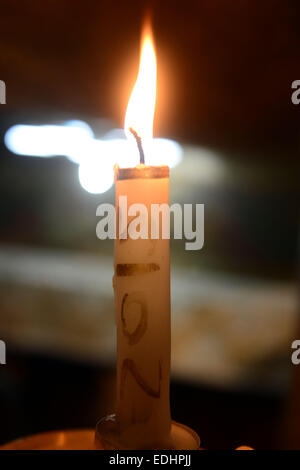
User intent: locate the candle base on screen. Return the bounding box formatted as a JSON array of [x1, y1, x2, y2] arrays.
[[95, 414, 200, 450]]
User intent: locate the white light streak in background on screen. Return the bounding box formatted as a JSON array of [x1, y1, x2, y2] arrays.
[[4, 121, 182, 194]]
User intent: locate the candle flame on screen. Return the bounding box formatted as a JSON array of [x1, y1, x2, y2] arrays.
[[124, 21, 157, 153]]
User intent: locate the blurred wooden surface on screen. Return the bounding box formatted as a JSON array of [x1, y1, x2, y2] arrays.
[[0, 244, 297, 391], [0, 429, 96, 450]]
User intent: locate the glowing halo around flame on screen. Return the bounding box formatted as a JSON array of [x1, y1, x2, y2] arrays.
[[4, 23, 183, 194]]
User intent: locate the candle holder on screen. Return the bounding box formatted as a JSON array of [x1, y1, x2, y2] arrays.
[[95, 414, 200, 450]]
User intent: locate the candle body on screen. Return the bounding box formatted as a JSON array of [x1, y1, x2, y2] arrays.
[[114, 166, 171, 449]]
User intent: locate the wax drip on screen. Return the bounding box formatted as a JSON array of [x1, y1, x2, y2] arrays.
[[129, 127, 145, 165]]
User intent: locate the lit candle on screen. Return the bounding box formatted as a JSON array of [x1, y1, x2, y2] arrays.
[[96, 19, 199, 451], [114, 22, 172, 449]]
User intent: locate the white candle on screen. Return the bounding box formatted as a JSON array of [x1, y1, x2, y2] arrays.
[[114, 165, 171, 449], [95, 18, 200, 451]]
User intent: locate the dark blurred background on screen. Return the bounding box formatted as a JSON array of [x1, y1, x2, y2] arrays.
[[0, 0, 299, 449]]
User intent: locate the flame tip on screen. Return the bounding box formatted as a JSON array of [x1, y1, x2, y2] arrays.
[[124, 21, 157, 164]]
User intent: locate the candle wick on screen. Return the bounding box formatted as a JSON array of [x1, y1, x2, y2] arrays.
[[129, 127, 145, 165]]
